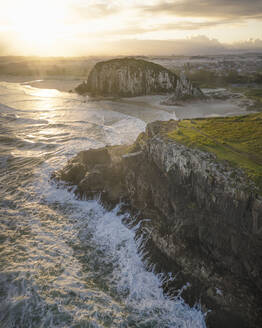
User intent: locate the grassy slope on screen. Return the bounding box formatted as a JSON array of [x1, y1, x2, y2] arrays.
[[242, 88, 262, 111], [168, 113, 262, 192], [230, 87, 262, 111]]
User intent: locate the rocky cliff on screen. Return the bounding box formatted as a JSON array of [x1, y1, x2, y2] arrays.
[[163, 71, 205, 104], [75, 58, 203, 99], [53, 114, 262, 328]]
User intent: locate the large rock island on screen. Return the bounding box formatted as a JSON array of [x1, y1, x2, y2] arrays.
[[53, 113, 262, 328], [75, 57, 203, 99]]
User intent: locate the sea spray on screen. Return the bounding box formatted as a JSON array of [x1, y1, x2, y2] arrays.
[[0, 81, 206, 327]]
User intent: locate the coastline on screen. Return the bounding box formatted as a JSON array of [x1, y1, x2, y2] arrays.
[[53, 117, 262, 328], [0, 75, 84, 92], [0, 76, 256, 123]]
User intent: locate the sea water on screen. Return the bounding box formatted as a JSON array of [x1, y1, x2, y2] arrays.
[[0, 81, 206, 327]]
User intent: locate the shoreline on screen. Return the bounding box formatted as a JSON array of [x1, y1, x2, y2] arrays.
[[0, 75, 84, 93], [54, 118, 262, 328], [0, 76, 255, 121]]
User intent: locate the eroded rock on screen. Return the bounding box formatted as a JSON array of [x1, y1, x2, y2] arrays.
[[163, 71, 205, 104], [75, 58, 204, 101], [53, 120, 262, 328]]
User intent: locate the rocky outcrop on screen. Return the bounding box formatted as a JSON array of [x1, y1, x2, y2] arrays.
[[76, 58, 178, 97], [163, 72, 205, 104], [53, 120, 262, 328], [75, 58, 203, 99]]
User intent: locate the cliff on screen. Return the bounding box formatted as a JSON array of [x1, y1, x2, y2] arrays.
[[163, 71, 205, 104], [53, 113, 262, 328], [75, 58, 177, 97], [75, 58, 203, 99]]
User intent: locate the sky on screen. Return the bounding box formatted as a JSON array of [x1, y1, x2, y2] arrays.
[[0, 0, 262, 56]]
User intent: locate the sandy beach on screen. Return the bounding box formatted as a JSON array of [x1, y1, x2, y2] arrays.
[[0, 75, 253, 122], [101, 94, 251, 121]]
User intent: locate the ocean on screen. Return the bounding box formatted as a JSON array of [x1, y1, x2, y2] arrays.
[[0, 81, 215, 327]]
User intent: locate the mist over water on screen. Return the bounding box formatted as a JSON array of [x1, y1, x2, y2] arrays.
[[0, 81, 246, 327]]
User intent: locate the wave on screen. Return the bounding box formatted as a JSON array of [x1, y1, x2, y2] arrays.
[[29, 160, 206, 328], [0, 80, 206, 328], [0, 103, 18, 113]]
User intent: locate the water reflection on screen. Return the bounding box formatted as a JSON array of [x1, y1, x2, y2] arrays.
[[25, 86, 60, 98], [0, 81, 208, 328]]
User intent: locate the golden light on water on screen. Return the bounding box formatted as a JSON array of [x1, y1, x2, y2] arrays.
[[27, 87, 60, 99]]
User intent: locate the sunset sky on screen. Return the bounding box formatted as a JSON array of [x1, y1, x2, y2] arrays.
[[0, 0, 262, 56]]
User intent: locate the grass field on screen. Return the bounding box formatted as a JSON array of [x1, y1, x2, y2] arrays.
[[230, 87, 262, 111], [168, 113, 262, 192]]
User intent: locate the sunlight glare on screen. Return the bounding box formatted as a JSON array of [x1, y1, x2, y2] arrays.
[[11, 0, 66, 52]]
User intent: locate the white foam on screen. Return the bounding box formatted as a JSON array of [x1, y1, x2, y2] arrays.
[[0, 81, 206, 327], [32, 156, 206, 328], [89, 205, 206, 327]]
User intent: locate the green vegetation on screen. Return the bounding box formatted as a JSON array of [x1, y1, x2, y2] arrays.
[[96, 58, 174, 76], [245, 88, 262, 110], [75, 81, 88, 94], [230, 87, 262, 111], [186, 69, 247, 88], [168, 113, 262, 191], [185, 69, 262, 89]]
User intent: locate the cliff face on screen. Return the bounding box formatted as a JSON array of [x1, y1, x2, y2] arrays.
[[53, 118, 262, 328], [76, 58, 178, 97], [163, 72, 205, 104]]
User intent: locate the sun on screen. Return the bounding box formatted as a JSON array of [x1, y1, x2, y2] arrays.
[[11, 0, 66, 54]]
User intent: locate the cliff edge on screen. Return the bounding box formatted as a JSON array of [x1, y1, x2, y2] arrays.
[[53, 113, 262, 328]]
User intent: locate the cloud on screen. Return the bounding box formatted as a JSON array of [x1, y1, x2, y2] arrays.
[[69, 1, 262, 38], [1, 1, 261, 56], [112, 19, 235, 36], [102, 36, 262, 56], [2, 32, 262, 56], [103, 36, 226, 56], [142, 0, 262, 20], [230, 38, 262, 50], [71, 0, 121, 19]]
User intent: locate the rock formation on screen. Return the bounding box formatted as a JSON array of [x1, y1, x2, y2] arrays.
[[53, 118, 262, 328], [75, 58, 178, 97], [75, 58, 203, 99], [163, 71, 205, 104]]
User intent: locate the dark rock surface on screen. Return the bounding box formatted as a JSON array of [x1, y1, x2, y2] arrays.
[[76, 58, 185, 97], [163, 71, 205, 104], [75, 58, 178, 97], [53, 120, 262, 328]]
